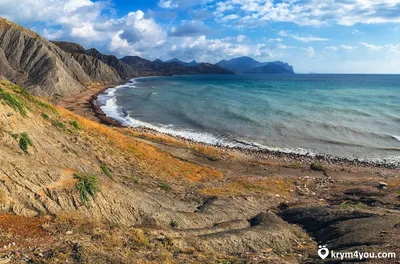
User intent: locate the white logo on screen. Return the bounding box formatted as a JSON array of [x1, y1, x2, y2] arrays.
[[318, 245, 330, 259]]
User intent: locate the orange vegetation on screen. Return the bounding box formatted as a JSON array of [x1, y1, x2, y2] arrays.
[[56, 107, 223, 182], [0, 214, 50, 241], [201, 177, 295, 197]]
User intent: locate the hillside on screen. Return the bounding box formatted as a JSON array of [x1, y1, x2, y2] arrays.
[[216, 56, 294, 74], [0, 18, 92, 96], [1, 79, 400, 263]]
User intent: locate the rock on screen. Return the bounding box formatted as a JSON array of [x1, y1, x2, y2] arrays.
[[377, 182, 388, 189], [279, 206, 400, 255]]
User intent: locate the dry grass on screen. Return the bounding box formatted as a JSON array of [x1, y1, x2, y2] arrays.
[[121, 128, 227, 161], [57, 107, 223, 182], [201, 177, 295, 197]]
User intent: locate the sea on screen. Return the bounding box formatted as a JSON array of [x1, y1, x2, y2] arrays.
[[98, 74, 400, 167]]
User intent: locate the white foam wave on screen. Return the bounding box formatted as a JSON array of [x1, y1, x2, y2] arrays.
[[99, 83, 319, 157], [97, 77, 400, 167]]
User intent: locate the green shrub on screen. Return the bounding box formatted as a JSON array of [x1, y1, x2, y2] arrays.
[[74, 173, 100, 205], [170, 220, 178, 228], [0, 88, 27, 117], [9, 132, 33, 153], [13, 85, 32, 99], [41, 113, 49, 120], [132, 177, 140, 185], [100, 164, 112, 178], [52, 120, 66, 130], [70, 120, 81, 130], [158, 181, 172, 191], [310, 163, 325, 171], [35, 99, 57, 113]]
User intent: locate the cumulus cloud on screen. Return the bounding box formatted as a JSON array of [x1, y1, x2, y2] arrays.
[[169, 20, 210, 37]]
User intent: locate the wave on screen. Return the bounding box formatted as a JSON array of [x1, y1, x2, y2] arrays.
[[393, 135, 400, 142]]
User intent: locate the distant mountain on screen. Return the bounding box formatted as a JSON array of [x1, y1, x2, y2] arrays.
[[216, 57, 261, 73], [165, 58, 199, 67], [121, 56, 233, 76], [245, 63, 294, 74], [216, 56, 294, 74]]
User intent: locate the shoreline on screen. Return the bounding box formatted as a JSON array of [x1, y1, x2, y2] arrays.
[[61, 79, 399, 170]]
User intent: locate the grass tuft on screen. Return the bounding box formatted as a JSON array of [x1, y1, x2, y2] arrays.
[[0, 87, 27, 117], [52, 120, 66, 130], [41, 113, 49, 120], [310, 163, 325, 171], [158, 181, 172, 191], [74, 173, 100, 205], [100, 164, 112, 178], [70, 120, 81, 130]]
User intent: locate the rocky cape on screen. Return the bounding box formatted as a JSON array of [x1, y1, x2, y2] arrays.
[[217, 56, 294, 74]]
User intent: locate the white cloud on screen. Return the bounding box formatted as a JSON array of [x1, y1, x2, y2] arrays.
[[325, 45, 357, 52], [209, 0, 400, 27], [268, 38, 283, 42], [237, 34, 246, 42], [158, 0, 178, 9], [340, 45, 357, 50], [279, 30, 328, 43], [43, 29, 64, 40], [360, 42, 383, 51], [302, 47, 316, 58], [326, 46, 339, 51]]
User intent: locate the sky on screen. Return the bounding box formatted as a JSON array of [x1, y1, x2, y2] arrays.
[[1, 0, 400, 73]]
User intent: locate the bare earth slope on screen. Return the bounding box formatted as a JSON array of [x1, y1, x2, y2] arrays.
[[0, 18, 91, 96]]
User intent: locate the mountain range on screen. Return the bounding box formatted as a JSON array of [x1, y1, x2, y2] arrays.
[[216, 57, 294, 74], [0, 17, 293, 98]]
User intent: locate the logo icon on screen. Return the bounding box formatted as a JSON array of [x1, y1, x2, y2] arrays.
[[318, 245, 330, 259]]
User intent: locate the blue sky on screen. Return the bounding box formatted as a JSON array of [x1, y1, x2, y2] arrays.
[[1, 0, 400, 73]]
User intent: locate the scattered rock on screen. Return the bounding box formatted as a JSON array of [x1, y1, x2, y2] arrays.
[[377, 182, 388, 190]]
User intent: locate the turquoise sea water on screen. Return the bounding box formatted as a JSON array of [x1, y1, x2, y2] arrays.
[[98, 74, 400, 166]]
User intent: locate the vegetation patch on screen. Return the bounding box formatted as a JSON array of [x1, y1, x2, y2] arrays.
[[201, 178, 295, 197], [52, 120, 66, 130], [8, 132, 33, 153], [74, 173, 100, 205], [131, 177, 140, 185], [57, 108, 224, 182], [35, 99, 57, 113], [100, 164, 112, 178], [41, 112, 49, 120], [0, 87, 28, 117], [70, 120, 81, 130], [158, 181, 172, 191], [310, 163, 325, 171]]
